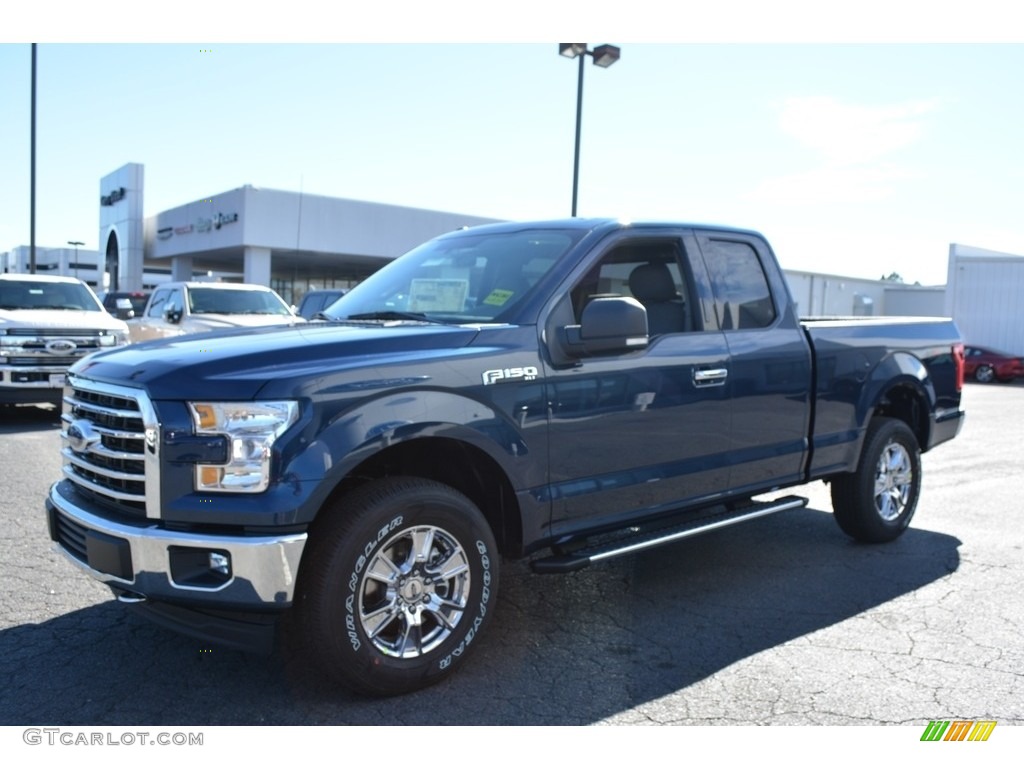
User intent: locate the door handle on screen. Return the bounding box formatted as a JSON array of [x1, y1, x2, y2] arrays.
[[693, 367, 728, 386]]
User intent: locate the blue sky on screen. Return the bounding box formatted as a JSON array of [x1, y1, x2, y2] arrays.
[[2, 4, 1023, 286]]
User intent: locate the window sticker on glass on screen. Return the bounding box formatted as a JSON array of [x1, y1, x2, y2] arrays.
[[408, 279, 469, 312], [482, 288, 515, 307]]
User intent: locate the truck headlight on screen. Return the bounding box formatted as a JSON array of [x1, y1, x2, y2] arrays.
[[188, 401, 299, 493], [98, 330, 130, 347]]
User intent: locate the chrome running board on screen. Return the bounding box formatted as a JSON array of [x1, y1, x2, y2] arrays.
[[531, 495, 808, 574]]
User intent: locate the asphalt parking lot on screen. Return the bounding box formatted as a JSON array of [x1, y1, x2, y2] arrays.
[[1, 382, 1022, 726]]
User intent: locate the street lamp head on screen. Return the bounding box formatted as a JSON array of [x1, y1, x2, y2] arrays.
[[591, 44, 621, 68], [559, 43, 587, 59]]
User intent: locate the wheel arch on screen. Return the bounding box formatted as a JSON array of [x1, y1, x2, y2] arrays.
[[861, 351, 935, 452], [870, 382, 930, 451], [317, 435, 524, 557]]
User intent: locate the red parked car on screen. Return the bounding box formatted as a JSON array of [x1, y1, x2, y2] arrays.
[[963, 346, 1024, 383]]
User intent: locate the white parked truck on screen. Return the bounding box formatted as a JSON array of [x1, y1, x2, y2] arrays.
[[127, 281, 303, 343], [0, 274, 130, 405]]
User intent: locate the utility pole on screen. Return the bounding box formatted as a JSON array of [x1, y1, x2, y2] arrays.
[[30, 44, 37, 274]]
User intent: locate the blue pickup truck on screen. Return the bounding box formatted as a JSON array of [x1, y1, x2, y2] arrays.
[[46, 218, 965, 695]]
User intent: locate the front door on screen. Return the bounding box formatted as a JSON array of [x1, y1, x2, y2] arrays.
[[543, 232, 734, 539]]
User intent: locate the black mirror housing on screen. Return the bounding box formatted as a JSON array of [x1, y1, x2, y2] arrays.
[[564, 296, 649, 356]]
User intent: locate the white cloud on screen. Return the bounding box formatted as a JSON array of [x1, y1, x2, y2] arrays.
[[747, 163, 919, 205], [749, 96, 938, 205], [778, 96, 939, 165]]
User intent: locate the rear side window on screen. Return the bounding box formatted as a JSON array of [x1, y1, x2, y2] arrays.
[[701, 238, 776, 330]]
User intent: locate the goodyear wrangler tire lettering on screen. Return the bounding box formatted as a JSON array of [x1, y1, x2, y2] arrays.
[[295, 477, 499, 696]]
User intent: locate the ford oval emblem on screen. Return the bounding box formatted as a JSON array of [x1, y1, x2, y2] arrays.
[[66, 419, 101, 453], [45, 339, 77, 354]]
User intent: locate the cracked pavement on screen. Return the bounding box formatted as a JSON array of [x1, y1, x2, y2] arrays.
[[1, 383, 1021, 726]]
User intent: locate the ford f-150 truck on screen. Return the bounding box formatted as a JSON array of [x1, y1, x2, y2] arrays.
[[46, 219, 965, 695], [1, 274, 129, 405], [126, 281, 302, 343]]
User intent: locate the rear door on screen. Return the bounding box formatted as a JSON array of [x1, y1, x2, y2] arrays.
[[693, 230, 812, 495]]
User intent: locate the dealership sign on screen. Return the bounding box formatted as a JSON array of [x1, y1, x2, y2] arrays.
[[100, 187, 127, 206], [195, 213, 239, 233], [215, 212, 239, 229]]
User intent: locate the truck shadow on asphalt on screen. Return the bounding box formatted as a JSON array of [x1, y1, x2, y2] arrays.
[[0, 404, 61, 433], [0, 507, 960, 726]]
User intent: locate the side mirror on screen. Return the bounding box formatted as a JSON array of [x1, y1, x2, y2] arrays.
[[563, 296, 649, 356], [164, 304, 183, 324]]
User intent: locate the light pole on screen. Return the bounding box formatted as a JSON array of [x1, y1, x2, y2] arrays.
[[67, 240, 84, 279], [30, 44, 37, 274], [559, 43, 620, 217]]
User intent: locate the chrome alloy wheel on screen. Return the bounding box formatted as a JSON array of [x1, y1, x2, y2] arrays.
[[358, 525, 471, 658], [873, 441, 913, 521]]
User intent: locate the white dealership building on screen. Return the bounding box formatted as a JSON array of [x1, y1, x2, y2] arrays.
[[0, 163, 501, 306]]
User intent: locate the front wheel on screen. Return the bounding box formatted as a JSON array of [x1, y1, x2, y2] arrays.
[[974, 364, 995, 383], [294, 477, 499, 696], [830, 417, 922, 543]]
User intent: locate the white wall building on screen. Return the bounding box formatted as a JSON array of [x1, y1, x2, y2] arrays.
[[99, 163, 146, 293], [782, 269, 946, 317], [145, 182, 501, 304], [2, 245, 103, 286], [945, 244, 1024, 355]]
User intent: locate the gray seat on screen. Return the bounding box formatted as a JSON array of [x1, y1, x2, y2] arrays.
[[628, 263, 689, 335]]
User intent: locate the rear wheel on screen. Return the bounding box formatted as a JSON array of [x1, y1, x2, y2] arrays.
[[294, 476, 499, 696], [831, 418, 921, 543], [974, 364, 995, 383]]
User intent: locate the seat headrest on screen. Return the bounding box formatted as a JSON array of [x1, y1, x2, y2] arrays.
[[629, 263, 677, 303]]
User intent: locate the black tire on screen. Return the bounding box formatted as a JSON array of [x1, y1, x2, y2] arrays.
[[830, 417, 922, 543], [974, 364, 995, 383], [294, 476, 499, 696]]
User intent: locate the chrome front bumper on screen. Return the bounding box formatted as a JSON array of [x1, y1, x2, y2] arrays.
[[46, 480, 307, 609]]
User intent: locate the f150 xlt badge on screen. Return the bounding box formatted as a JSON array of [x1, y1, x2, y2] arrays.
[[482, 366, 539, 386]]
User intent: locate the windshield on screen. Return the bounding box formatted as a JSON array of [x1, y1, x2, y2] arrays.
[[324, 227, 583, 323], [187, 287, 293, 316], [0, 280, 103, 311]]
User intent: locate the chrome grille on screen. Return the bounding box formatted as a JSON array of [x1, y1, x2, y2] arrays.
[[8, 356, 80, 366], [61, 375, 159, 519], [6, 328, 109, 337], [1, 328, 110, 360]]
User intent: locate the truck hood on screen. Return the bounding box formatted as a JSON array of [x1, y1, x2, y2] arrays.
[[70, 321, 483, 400], [0, 308, 129, 333]]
